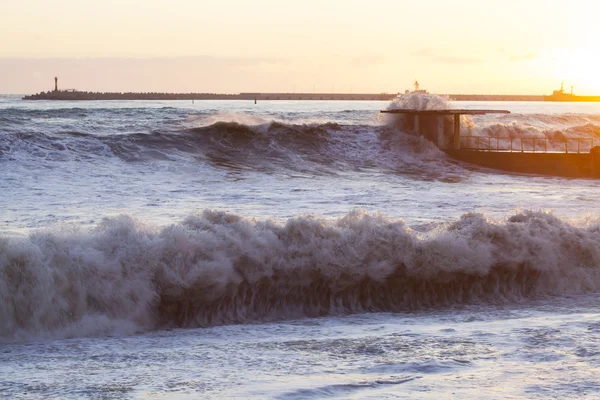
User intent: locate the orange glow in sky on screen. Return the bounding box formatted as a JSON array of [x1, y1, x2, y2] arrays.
[[1, 0, 599, 94], [543, 48, 600, 95]]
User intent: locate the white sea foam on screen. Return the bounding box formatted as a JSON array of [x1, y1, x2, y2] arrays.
[[5, 97, 600, 399], [387, 92, 450, 111], [3, 209, 600, 342]]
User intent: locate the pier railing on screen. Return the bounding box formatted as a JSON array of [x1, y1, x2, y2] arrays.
[[460, 136, 595, 154]]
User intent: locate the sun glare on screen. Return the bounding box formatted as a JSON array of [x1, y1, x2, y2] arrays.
[[549, 48, 600, 95]]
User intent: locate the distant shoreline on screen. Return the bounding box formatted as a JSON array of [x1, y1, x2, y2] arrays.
[[21, 91, 548, 102]]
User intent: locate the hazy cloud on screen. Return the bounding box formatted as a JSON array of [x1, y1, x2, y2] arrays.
[[412, 49, 483, 65], [497, 48, 539, 62], [350, 54, 386, 67], [508, 53, 539, 62], [167, 55, 288, 66]]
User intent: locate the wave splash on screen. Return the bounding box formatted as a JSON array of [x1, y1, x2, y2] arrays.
[[3, 209, 600, 342], [386, 92, 450, 111], [382, 92, 600, 152]]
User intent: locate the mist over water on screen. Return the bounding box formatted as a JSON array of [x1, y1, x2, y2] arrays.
[[3, 95, 600, 398]]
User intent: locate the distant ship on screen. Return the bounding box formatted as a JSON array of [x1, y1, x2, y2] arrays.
[[543, 83, 600, 102]]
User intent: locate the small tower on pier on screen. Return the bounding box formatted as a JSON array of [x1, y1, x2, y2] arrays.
[[54, 77, 58, 92]]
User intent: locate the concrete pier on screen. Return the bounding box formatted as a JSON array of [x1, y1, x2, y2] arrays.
[[413, 115, 420, 135], [22, 91, 549, 102], [453, 115, 461, 149], [437, 116, 445, 148], [380, 108, 600, 178], [444, 149, 600, 178], [380, 109, 510, 151]]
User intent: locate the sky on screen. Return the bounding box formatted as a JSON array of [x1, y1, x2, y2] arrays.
[[1, 0, 600, 95]]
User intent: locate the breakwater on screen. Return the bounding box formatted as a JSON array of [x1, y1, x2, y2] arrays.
[[22, 91, 397, 101], [22, 90, 545, 101], [449, 94, 543, 101], [22, 91, 240, 101]]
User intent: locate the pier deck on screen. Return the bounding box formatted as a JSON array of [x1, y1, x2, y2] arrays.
[[380, 109, 511, 115], [380, 108, 510, 150], [380, 108, 600, 178]]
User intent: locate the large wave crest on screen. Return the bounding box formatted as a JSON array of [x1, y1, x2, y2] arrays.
[[3, 209, 600, 342]]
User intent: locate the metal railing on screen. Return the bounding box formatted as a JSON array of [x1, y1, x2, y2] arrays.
[[460, 136, 595, 154]]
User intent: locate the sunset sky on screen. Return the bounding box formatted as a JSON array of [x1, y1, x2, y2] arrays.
[[2, 0, 599, 94]]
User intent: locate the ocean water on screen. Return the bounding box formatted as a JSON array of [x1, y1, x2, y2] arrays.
[[2, 94, 600, 399]]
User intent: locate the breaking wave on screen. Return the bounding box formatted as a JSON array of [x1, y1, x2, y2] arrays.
[[3, 209, 600, 342], [384, 93, 600, 150], [0, 120, 450, 177], [468, 119, 600, 152], [3, 100, 600, 176]]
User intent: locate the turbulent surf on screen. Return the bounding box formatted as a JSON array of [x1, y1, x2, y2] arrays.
[[3, 208, 600, 342], [3, 95, 600, 398]]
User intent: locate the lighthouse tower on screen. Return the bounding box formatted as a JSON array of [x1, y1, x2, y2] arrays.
[[54, 77, 58, 92]]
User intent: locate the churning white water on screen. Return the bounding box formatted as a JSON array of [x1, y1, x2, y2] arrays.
[[2, 95, 600, 398]]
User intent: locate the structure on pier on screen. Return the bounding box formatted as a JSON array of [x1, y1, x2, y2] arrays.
[[380, 109, 510, 150], [380, 108, 600, 178]]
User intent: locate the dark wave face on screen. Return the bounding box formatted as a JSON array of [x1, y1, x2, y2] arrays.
[[2, 209, 600, 341], [4, 101, 600, 179], [0, 120, 455, 179], [183, 121, 339, 171]]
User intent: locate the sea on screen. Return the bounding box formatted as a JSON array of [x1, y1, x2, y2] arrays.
[[2, 93, 600, 399]]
